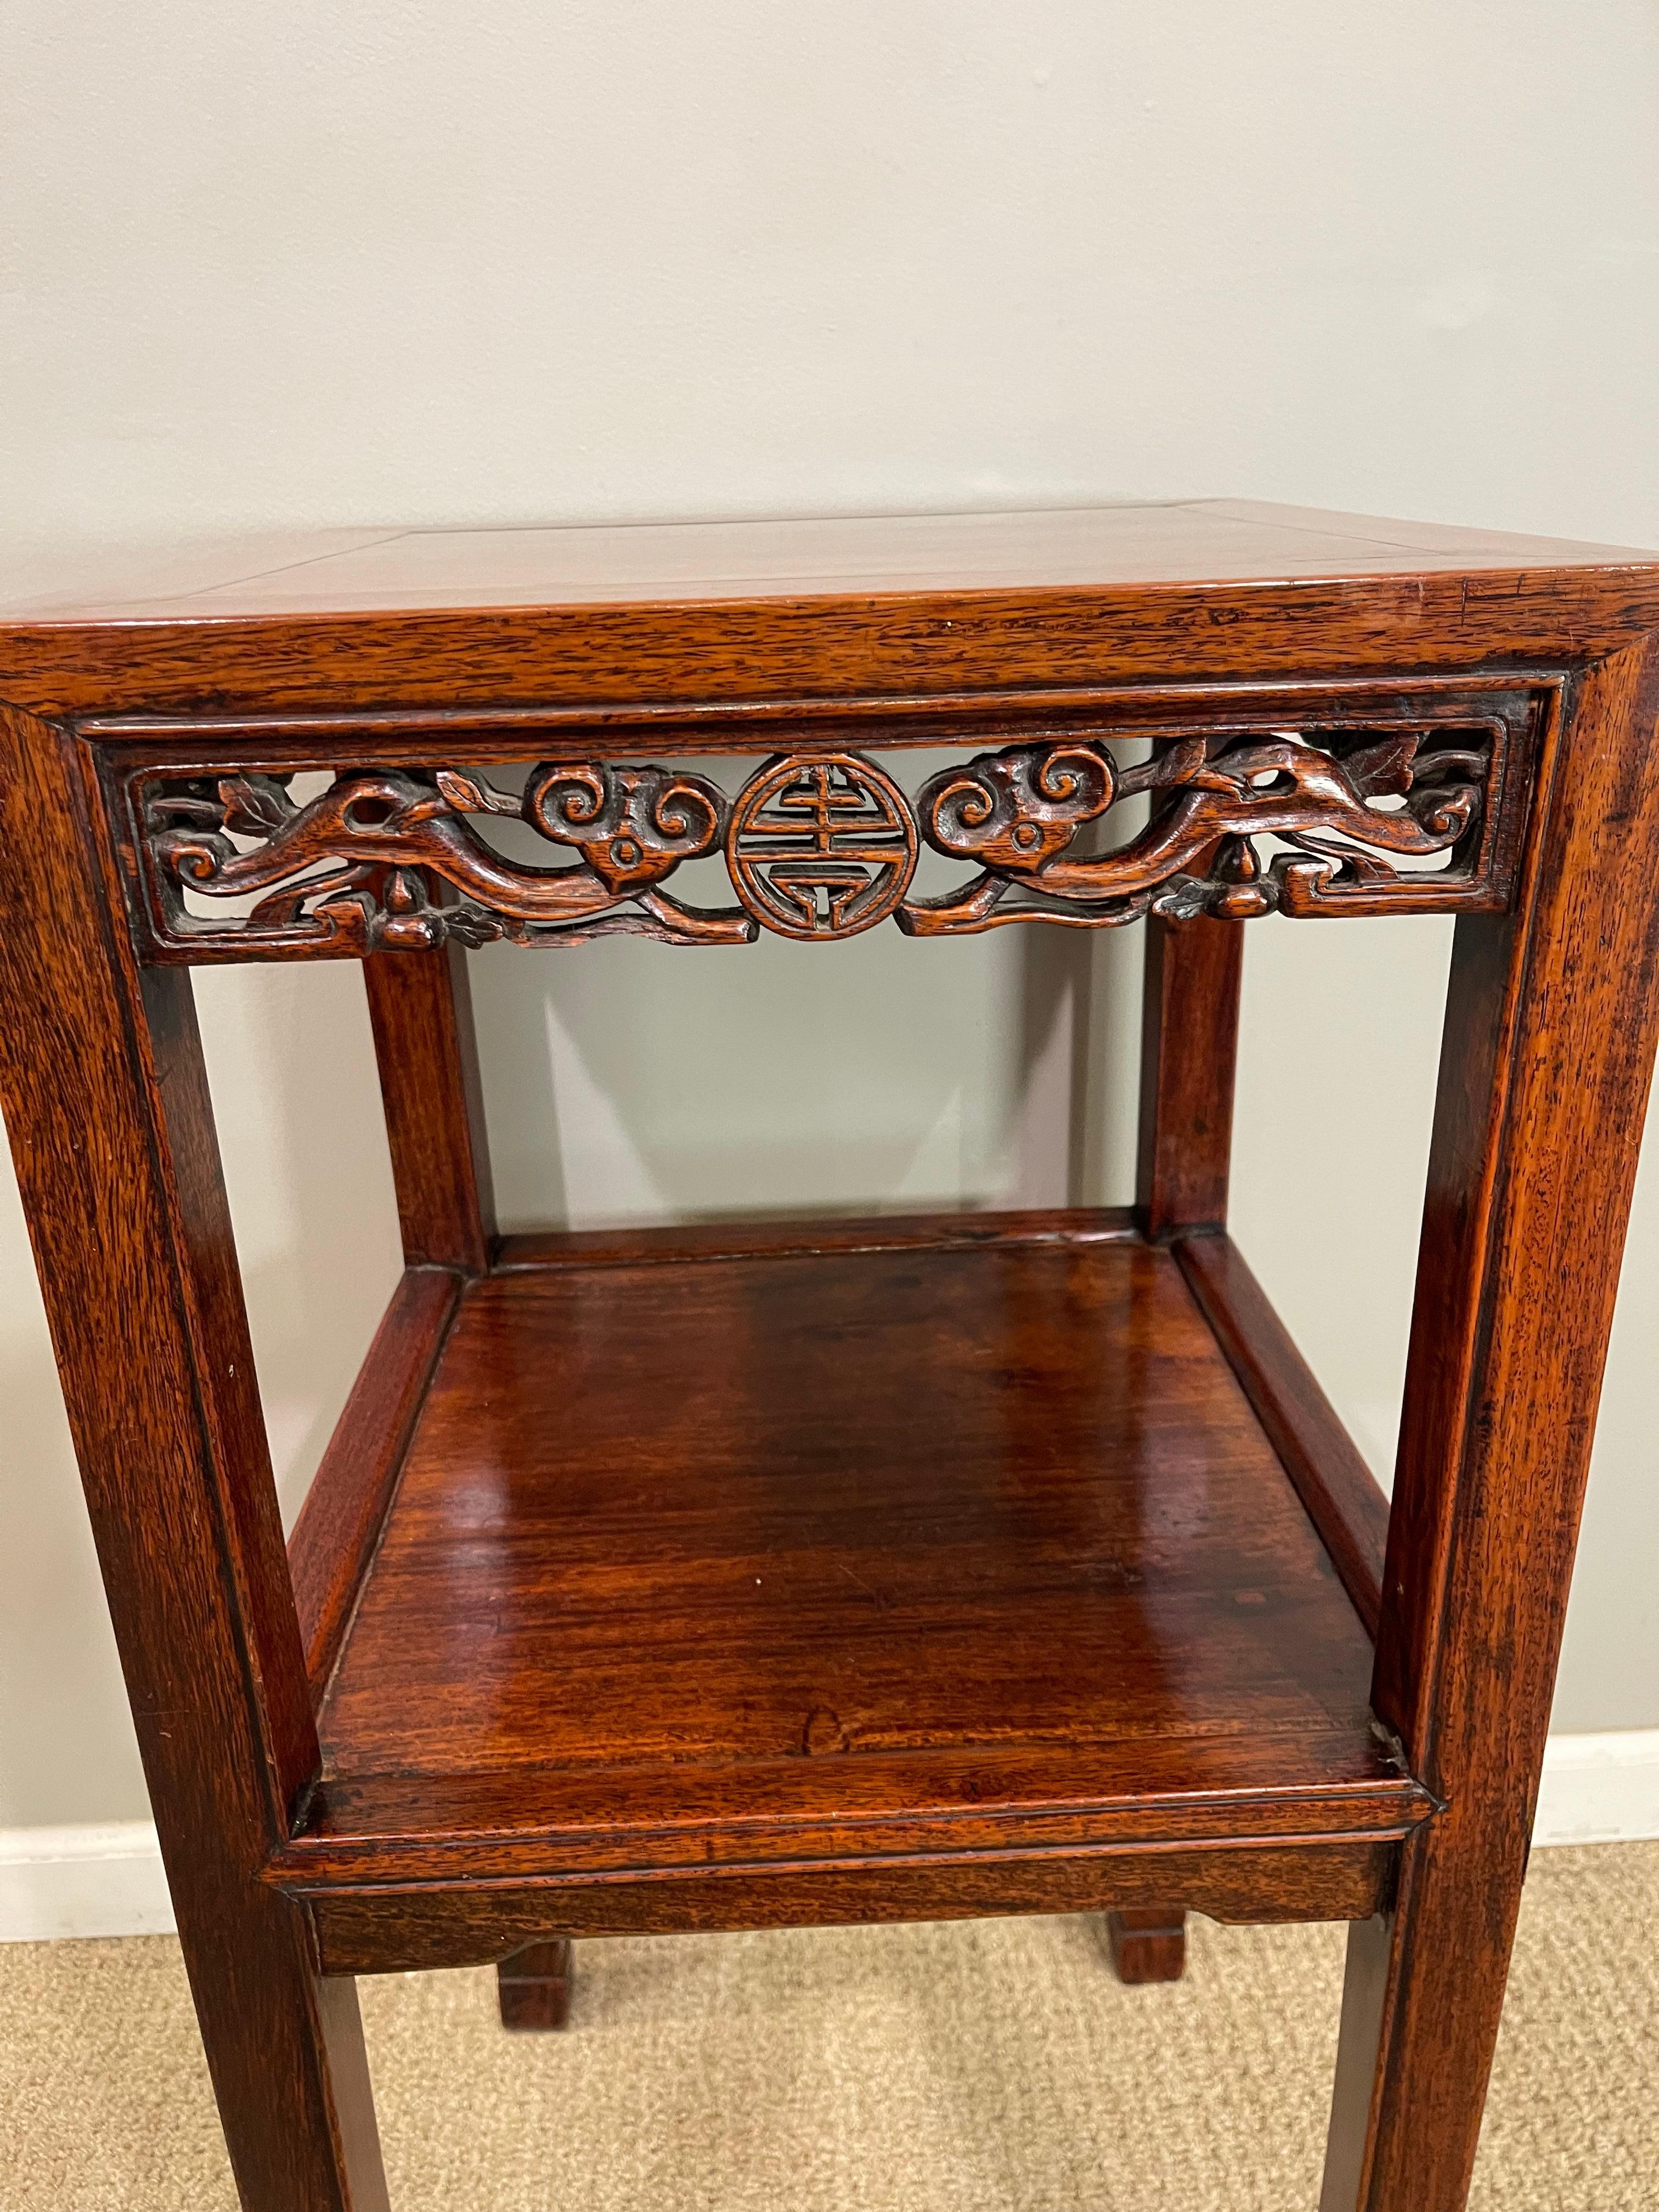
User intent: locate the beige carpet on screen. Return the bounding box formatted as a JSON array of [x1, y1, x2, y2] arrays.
[[3, 1841, 1656, 2210]]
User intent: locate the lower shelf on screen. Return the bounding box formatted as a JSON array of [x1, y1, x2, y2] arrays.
[[284, 1212, 1428, 1959]]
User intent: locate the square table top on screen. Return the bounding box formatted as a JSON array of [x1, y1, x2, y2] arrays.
[[4, 500, 1657, 718], [3, 498, 1656, 624]]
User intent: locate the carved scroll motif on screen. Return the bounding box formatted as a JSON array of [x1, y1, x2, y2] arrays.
[[132, 718, 1511, 960], [900, 726, 1497, 935], [142, 763, 755, 953]]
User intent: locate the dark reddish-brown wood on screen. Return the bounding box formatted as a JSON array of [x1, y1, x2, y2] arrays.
[[1176, 1234, 1389, 1640], [1105, 1908, 1188, 1984], [495, 1203, 1139, 1272], [273, 1229, 1425, 1995], [286, 1267, 461, 1702], [2, 506, 1656, 2212], [1132, 876, 1248, 1973], [1321, 645, 1659, 2211], [0, 705, 388, 2210], [281, 1760, 1424, 1898], [122, 712, 1525, 958], [299, 1838, 1401, 1979], [1136, 912, 1244, 1239], [362, 941, 495, 1272], [314, 1241, 1390, 1797], [496, 1939, 573, 2032], [2, 503, 1652, 716]]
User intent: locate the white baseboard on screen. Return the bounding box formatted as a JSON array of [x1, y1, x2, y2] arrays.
[[2, 1731, 1656, 1943], [0, 1821, 175, 1942], [1533, 1728, 1659, 1846]]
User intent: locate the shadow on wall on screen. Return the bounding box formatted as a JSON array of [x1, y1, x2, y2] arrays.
[[0, 1200, 151, 1825], [193, 962, 405, 1532], [0, 960, 404, 1824], [469, 920, 1130, 1231]]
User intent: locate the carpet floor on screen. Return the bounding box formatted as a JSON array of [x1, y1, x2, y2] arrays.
[[3, 1840, 1656, 2210]]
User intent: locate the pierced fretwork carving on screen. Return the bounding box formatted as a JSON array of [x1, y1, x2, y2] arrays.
[[726, 754, 918, 940], [900, 724, 1500, 934], [141, 764, 755, 953], [127, 709, 1525, 961]]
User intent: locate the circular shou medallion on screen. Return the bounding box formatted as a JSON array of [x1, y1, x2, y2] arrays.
[[725, 753, 919, 940]]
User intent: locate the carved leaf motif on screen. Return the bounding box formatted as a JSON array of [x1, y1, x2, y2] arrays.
[[1146, 735, 1211, 791], [435, 769, 517, 816], [1150, 875, 1216, 922], [1283, 834, 1400, 887], [435, 769, 488, 813], [245, 887, 311, 929], [442, 905, 506, 949], [1342, 733, 1421, 797], [217, 775, 291, 840]]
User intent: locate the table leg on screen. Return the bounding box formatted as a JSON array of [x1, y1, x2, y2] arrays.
[[1105, 1909, 1188, 1984], [498, 1938, 575, 2030]]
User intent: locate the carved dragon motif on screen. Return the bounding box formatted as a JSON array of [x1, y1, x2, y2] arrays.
[[144, 764, 754, 952], [133, 720, 1505, 958], [899, 729, 1491, 933]]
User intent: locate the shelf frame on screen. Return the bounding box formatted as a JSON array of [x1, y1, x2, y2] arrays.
[[276, 1212, 1434, 1974]]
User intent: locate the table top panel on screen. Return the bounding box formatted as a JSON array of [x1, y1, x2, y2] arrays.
[[5, 498, 1656, 624]]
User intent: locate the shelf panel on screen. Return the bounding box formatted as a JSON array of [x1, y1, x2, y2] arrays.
[[309, 1227, 1416, 1895]]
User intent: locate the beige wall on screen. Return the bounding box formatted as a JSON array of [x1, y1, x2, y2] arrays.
[[2, 4, 1656, 1827]]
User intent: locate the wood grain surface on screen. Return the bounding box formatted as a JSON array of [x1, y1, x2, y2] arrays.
[[0, 505, 1654, 715], [1136, 912, 1244, 1239], [300, 1837, 1402, 1981], [1319, 639, 1659, 2211], [1176, 1234, 1390, 1641], [1105, 1906, 1189, 1984], [496, 1938, 573, 2032], [362, 939, 495, 1272], [494, 1204, 1139, 1273], [313, 1239, 1400, 1855], [4, 503, 1658, 2212], [5, 500, 1654, 621], [286, 1268, 461, 1703], [0, 706, 389, 2210]]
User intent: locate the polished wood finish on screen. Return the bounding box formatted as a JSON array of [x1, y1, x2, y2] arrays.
[[4, 500, 1652, 623], [496, 1939, 573, 2032], [4, 509, 1654, 722], [1129, 895, 1249, 1968], [123, 709, 1527, 958], [1105, 1908, 1188, 1984], [3, 506, 1657, 2212], [313, 1236, 1404, 1811], [283, 1228, 1428, 1985], [494, 1203, 1138, 1272], [301, 1838, 1400, 1980], [362, 940, 495, 1273], [1136, 912, 1244, 1239], [286, 1268, 460, 1702], [1177, 1234, 1390, 1641], [0, 706, 388, 2211], [1320, 644, 1659, 2210]]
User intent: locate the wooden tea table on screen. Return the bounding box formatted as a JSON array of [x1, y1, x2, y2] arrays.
[[3, 501, 1658, 2210]]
